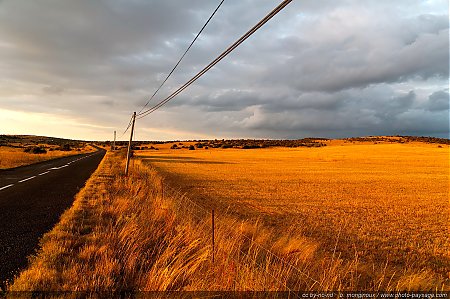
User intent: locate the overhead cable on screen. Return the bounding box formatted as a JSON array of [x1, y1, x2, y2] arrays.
[[119, 114, 134, 138], [136, 0, 226, 116], [136, 0, 292, 120]]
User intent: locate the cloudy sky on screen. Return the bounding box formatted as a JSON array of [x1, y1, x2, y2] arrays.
[[0, 0, 448, 141]]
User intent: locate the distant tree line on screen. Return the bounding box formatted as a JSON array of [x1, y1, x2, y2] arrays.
[[344, 136, 450, 145]]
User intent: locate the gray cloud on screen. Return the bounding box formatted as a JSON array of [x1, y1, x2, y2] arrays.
[[0, 0, 448, 140], [42, 85, 64, 95], [266, 15, 448, 93], [425, 90, 450, 112]]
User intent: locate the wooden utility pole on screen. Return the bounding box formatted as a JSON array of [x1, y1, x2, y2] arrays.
[[113, 130, 116, 151], [125, 112, 136, 176]]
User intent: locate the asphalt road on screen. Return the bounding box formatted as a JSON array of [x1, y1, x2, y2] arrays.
[[0, 149, 106, 289]]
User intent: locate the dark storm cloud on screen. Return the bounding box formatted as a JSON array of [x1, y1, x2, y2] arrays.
[[0, 0, 448, 139], [0, 1, 221, 89], [266, 14, 448, 93], [425, 90, 450, 112], [190, 89, 263, 112]]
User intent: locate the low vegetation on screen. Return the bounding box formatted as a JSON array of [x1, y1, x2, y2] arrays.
[[8, 138, 449, 292], [0, 135, 95, 169], [111, 135, 450, 151]]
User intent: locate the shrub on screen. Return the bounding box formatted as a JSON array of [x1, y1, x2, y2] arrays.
[[24, 146, 47, 154], [242, 145, 260, 149], [188, 145, 195, 150], [58, 144, 72, 151]]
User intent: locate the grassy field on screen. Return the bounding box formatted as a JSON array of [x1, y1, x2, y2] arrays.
[[0, 145, 95, 169], [8, 140, 449, 292], [136, 140, 449, 289], [10, 151, 316, 292]]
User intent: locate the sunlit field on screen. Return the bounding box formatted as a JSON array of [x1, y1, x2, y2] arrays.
[[136, 140, 449, 288], [14, 151, 333, 292], [10, 140, 449, 292], [0, 145, 95, 169]]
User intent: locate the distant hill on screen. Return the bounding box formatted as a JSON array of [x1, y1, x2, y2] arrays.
[[0, 135, 85, 147]]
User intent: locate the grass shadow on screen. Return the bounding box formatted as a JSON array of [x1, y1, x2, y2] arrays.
[[141, 156, 232, 165]]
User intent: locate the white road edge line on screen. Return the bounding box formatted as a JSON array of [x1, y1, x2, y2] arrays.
[[38, 171, 50, 176], [46, 153, 94, 171], [48, 164, 69, 170], [0, 184, 14, 191], [19, 176, 36, 183]]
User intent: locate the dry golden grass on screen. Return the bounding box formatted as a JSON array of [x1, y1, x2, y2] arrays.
[[0, 145, 95, 169], [9, 141, 449, 293], [136, 141, 449, 290], [10, 151, 328, 292]]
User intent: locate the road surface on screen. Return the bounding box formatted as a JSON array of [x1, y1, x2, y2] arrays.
[[0, 149, 106, 289]]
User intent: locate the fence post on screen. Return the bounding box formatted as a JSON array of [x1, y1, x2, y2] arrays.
[[212, 209, 215, 263]]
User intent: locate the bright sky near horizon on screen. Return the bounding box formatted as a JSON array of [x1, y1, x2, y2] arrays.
[[0, 0, 448, 141]]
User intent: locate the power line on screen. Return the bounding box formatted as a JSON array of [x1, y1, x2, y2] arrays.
[[136, 0, 293, 120], [136, 0, 226, 116], [119, 114, 134, 139]]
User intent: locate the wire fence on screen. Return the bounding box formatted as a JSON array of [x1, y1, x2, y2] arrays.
[[156, 180, 325, 294]]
